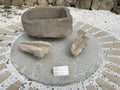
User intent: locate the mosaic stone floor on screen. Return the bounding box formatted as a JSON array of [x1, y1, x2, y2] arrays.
[[0, 20, 120, 90]]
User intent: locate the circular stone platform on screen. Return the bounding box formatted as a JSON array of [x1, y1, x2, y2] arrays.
[[10, 27, 102, 86]]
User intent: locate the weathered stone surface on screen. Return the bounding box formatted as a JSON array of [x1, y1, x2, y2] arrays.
[[112, 0, 118, 11], [0, 42, 11, 47], [0, 36, 13, 41], [103, 72, 120, 86], [96, 78, 116, 90], [12, 0, 24, 6], [55, 0, 65, 6], [0, 0, 11, 5], [75, 0, 92, 9], [91, 0, 100, 10], [104, 57, 120, 64], [74, 21, 84, 30], [0, 28, 17, 36], [15, 22, 23, 27], [0, 71, 11, 83], [6, 80, 22, 90], [92, 0, 114, 10], [0, 63, 6, 70], [71, 30, 89, 56], [88, 27, 100, 34], [114, 6, 120, 14], [19, 41, 52, 58], [94, 31, 109, 38], [66, 0, 76, 6], [104, 50, 120, 56], [25, 0, 35, 6], [0, 0, 3, 5], [105, 64, 120, 74], [47, 0, 56, 5], [22, 7, 72, 38], [6, 25, 23, 32], [11, 31, 102, 85], [38, 0, 48, 6], [80, 24, 92, 31], [98, 36, 119, 43], [102, 42, 120, 48], [100, 0, 114, 10]]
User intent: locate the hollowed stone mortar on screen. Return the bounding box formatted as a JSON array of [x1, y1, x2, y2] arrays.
[[21, 6, 73, 38]]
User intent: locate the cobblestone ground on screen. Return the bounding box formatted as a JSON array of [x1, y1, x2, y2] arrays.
[[0, 7, 120, 90]]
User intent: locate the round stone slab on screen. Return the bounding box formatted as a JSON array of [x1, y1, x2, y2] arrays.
[[10, 29, 102, 86]]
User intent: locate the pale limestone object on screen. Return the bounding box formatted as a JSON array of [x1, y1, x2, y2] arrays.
[[19, 41, 52, 58], [71, 30, 89, 56]]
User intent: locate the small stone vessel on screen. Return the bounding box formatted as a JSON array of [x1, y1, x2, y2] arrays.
[[21, 6, 73, 38], [19, 41, 52, 58]]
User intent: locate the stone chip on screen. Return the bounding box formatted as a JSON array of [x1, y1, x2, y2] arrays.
[[71, 30, 89, 56], [19, 41, 52, 58]]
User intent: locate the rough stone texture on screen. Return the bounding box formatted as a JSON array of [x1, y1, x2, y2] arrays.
[[104, 57, 120, 64], [55, 0, 65, 6], [0, 63, 6, 70], [25, 0, 35, 6], [86, 85, 96, 90], [103, 72, 120, 86], [0, 0, 11, 5], [0, 36, 13, 41], [91, 0, 100, 10], [112, 0, 118, 10], [75, 0, 92, 9], [88, 27, 100, 34], [71, 30, 89, 56], [11, 31, 102, 85], [102, 42, 120, 48], [0, 0, 120, 14], [15, 22, 23, 27], [47, 0, 55, 4], [66, 0, 76, 6], [12, 0, 24, 6], [0, 42, 11, 47], [92, 0, 114, 10], [104, 50, 120, 56], [80, 24, 92, 31], [0, 28, 17, 36], [114, 6, 120, 14], [6, 25, 23, 32], [98, 36, 119, 43], [0, 43, 11, 47], [105, 64, 120, 74], [96, 78, 116, 90], [0, 71, 11, 83], [74, 21, 84, 30], [94, 31, 109, 38], [47, 0, 56, 5], [21, 7, 73, 38], [6, 80, 22, 90], [19, 41, 52, 58], [38, 0, 48, 6]]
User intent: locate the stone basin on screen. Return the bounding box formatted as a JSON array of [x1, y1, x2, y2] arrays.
[[21, 6, 73, 38]]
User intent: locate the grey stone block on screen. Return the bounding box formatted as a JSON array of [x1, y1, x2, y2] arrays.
[[21, 6, 73, 38]]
